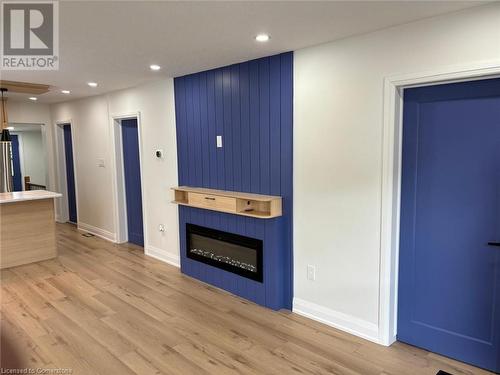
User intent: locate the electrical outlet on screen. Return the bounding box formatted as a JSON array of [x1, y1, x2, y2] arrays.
[[307, 265, 316, 281]]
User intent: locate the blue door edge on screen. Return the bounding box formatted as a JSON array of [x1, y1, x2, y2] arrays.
[[11, 134, 23, 191], [63, 124, 78, 224], [121, 118, 144, 247]]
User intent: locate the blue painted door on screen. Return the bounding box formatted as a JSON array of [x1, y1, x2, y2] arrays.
[[10, 134, 22, 191], [63, 124, 77, 223], [121, 118, 144, 247], [398, 78, 500, 372]]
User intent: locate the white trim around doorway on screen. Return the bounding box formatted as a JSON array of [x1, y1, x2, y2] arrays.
[[54, 120, 80, 225], [109, 111, 149, 249]]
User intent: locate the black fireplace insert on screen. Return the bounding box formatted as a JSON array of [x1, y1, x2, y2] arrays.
[[186, 224, 263, 282]]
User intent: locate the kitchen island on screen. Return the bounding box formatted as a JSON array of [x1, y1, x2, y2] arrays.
[[0, 190, 62, 269]]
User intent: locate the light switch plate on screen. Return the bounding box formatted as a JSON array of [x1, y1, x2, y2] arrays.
[[307, 265, 316, 281], [216, 135, 223, 148], [97, 158, 105, 168]]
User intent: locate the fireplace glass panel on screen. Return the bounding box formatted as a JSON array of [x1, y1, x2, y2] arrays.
[[186, 224, 263, 282]]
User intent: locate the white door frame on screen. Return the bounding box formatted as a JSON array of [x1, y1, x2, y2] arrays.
[[110, 111, 148, 247], [54, 120, 79, 224], [379, 60, 500, 346]]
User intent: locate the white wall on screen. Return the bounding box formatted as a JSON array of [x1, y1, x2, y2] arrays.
[[51, 96, 114, 233], [7, 100, 51, 126], [293, 3, 500, 343], [107, 79, 179, 265], [50, 78, 179, 265]]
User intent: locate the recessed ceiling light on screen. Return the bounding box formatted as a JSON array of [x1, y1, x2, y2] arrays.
[[61, 90, 70, 94], [255, 34, 270, 42], [150, 64, 161, 71], [29, 97, 37, 101], [87, 82, 98, 87]]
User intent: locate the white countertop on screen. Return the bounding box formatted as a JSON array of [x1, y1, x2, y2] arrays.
[[0, 190, 62, 204]]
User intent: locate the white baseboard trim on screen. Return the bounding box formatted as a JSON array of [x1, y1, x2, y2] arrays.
[[77, 222, 116, 243], [145, 245, 180, 268], [389, 334, 397, 346], [293, 298, 381, 345]]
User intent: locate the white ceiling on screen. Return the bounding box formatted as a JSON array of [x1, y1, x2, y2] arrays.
[[1, 1, 486, 104]]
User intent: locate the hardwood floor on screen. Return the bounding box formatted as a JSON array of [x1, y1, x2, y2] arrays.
[[0, 223, 493, 375]]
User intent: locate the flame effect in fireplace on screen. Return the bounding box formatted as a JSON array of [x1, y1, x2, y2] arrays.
[[190, 248, 257, 272]]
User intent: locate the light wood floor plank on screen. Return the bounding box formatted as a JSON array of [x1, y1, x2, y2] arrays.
[[0, 223, 493, 375]]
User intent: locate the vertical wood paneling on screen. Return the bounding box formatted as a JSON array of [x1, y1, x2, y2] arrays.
[[174, 78, 187, 184], [186, 76, 196, 185], [239, 62, 251, 192], [200, 72, 210, 187], [207, 71, 217, 188], [258, 58, 270, 195], [193, 76, 203, 187], [269, 55, 281, 197], [215, 70, 225, 189], [249, 60, 260, 193], [174, 52, 293, 310], [231, 65, 242, 193], [280, 52, 294, 305], [223, 67, 233, 191]]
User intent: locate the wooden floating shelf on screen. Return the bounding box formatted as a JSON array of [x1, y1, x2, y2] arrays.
[[172, 186, 282, 219]]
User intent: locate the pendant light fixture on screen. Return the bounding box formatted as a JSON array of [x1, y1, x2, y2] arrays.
[[0, 88, 13, 192]]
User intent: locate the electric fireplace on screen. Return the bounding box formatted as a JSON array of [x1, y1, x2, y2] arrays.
[[186, 224, 263, 282]]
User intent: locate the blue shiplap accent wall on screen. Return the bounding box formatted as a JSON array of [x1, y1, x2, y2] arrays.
[[174, 52, 293, 310]]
